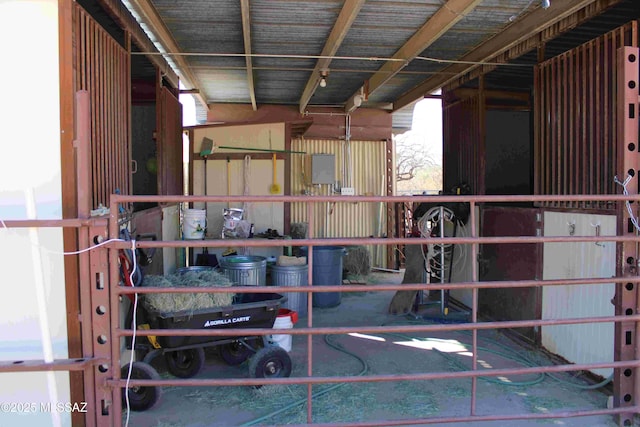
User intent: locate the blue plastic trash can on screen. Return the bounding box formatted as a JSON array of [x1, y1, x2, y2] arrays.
[[300, 246, 345, 308]]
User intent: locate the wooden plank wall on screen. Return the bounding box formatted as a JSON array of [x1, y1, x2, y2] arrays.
[[534, 21, 638, 208], [75, 4, 131, 209], [158, 87, 183, 196]]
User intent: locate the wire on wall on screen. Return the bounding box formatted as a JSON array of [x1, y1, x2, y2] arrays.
[[132, 51, 534, 68], [123, 239, 138, 427], [0, 218, 127, 255], [614, 174, 640, 232]]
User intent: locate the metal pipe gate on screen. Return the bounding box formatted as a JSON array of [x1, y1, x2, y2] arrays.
[[2, 191, 640, 426]]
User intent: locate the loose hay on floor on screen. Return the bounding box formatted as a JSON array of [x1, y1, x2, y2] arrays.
[[143, 269, 234, 313]]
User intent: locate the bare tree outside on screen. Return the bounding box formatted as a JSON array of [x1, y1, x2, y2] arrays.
[[395, 98, 443, 195], [395, 130, 436, 181]]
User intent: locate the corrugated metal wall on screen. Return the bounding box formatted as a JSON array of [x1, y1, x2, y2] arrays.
[[542, 211, 616, 377], [290, 138, 387, 264]]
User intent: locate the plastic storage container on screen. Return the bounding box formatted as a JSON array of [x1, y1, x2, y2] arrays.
[[147, 292, 286, 348], [270, 264, 308, 317], [220, 255, 267, 286], [270, 308, 298, 352], [300, 246, 345, 308]]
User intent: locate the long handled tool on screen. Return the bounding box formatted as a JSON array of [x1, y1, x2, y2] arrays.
[[269, 153, 281, 194], [196, 138, 218, 267], [216, 145, 305, 154], [268, 130, 281, 194], [226, 157, 231, 207]]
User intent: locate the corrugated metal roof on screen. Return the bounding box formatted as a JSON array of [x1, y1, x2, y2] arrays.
[[479, 0, 639, 90], [136, 0, 638, 113], [392, 103, 416, 133]]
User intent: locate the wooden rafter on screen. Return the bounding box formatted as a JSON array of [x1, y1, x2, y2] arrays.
[[344, 0, 482, 112], [241, 0, 257, 111], [393, 0, 603, 111], [298, 0, 366, 114], [127, 0, 209, 111]]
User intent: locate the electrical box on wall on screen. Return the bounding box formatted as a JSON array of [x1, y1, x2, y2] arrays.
[[311, 154, 335, 184]]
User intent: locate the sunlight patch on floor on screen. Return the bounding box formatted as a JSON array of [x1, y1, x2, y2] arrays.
[[347, 332, 386, 342], [393, 337, 468, 354]]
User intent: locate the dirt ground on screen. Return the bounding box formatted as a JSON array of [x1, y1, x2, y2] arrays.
[[125, 271, 617, 427]]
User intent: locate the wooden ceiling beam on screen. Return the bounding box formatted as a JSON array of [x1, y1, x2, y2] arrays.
[[240, 0, 257, 111], [298, 0, 366, 114], [127, 0, 209, 111], [344, 0, 482, 113], [393, 0, 606, 111]]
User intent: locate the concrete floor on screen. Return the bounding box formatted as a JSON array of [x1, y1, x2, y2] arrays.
[[125, 272, 617, 427]]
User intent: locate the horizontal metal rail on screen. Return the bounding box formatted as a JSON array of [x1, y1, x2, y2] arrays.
[[111, 359, 640, 388], [0, 358, 107, 373], [110, 193, 638, 204], [117, 276, 636, 295], [265, 407, 640, 427], [118, 314, 640, 338], [0, 218, 106, 228], [116, 234, 640, 248]]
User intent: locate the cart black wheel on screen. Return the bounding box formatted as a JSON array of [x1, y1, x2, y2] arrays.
[[220, 338, 261, 366], [142, 348, 162, 365], [121, 362, 161, 412], [165, 348, 205, 378], [249, 346, 292, 387]]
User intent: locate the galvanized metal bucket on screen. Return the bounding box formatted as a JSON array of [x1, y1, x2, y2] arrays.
[[219, 255, 267, 286], [174, 266, 214, 275], [270, 264, 308, 316]]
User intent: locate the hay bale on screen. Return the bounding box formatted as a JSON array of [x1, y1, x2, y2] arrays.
[[290, 223, 308, 257], [290, 222, 308, 239], [143, 269, 234, 314], [277, 256, 307, 266], [343, 246, 371, 277]]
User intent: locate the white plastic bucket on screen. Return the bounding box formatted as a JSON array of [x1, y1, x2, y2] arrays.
[[183, 209, 207, 240], [270, 309, 297, 352]]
